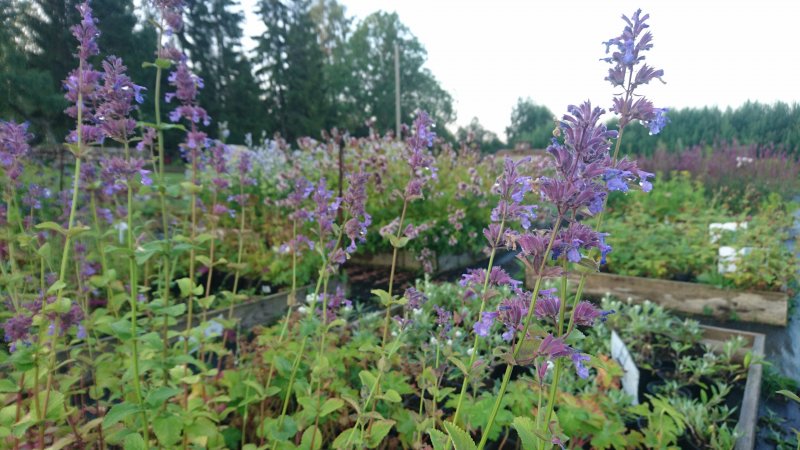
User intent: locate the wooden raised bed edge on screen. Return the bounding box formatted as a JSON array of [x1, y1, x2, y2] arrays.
[[525, 270, 788, 326], [699, 325, 764, 450]]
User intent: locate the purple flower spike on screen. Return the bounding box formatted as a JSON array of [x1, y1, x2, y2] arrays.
[[72, 2, 100, 62], [433, 305, 452, 338], [0, 121, 32, 182], [404, 287, 427, 310]]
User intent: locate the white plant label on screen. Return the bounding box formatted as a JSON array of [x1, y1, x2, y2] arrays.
[[611, 330, 640, 405]]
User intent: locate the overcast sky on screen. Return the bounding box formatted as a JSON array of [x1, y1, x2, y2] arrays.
[[240, 0, 800, 139]]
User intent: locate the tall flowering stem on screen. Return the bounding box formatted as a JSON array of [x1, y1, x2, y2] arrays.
[[534, 11, 668, 443], [380, 111, 436, 347], [94, 49, 151, 439], [42, 2, 102, 440], [477, 216, 563, 450], [448, 156, 538, 435]]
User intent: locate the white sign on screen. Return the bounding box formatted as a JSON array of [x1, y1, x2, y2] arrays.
[[611, 330, 640, 405]]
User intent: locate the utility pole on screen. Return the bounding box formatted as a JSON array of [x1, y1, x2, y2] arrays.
[[394, 42, 401, 139]]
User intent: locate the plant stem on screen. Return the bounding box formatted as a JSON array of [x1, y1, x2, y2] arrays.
[[153, 23, 174, 387], [449, 218, 506, 431], [90, 192, 118, 318], [125, 141, 150, 442], [477, 217, 563, 450], [228, 182, 246, 319], [381, 198, 409, 347]]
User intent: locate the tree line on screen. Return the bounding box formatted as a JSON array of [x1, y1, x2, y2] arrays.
[[0, 0, 455, 148], [2, 2, 798, 156]]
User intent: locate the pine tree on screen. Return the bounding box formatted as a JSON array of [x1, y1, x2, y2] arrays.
[[255, 0, 327, 141]]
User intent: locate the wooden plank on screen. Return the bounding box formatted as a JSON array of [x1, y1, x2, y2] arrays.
[[701, 325, 764, 450], [526, 271, 788, 326], [700, 325, 763, 450]]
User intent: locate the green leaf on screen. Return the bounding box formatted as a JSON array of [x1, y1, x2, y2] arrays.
[[388, 235, 410, 249], [332, 427, 358, 449], [123, 432, 146, 450], [46, 280, 67, 294], [0, 379, 17, 393], [145, 387, 182, 407], [778, 389, 800, 404], [443, 422, 478, 450], [319, 398, 344, 417], [103, 402, 141, 428], [366, 419, 395, 448], [300, 425, 323, 450], [428, 428, 448, 450], [153, 414, 182, 446], [380, 389, 401, 403], [35, 221, 67, 235], [590, 419, 627, 449], [34, 391, 64, 421], [154, 58, 173, 69], [177, 277, 193, 298], [447, 356, 470, 376], [371, 289, 393, 307], [512, 416, 540, 450], [359, 370, 377, 391]]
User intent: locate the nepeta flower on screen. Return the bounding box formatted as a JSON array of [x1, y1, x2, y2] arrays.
[[571, 353, 591, 379], [166, 61, 209, 126], [603, 10, 668, 135], [433, 305, 452, 338], [342, 171, 371, 253], [96, 56, 144, 142], [534, 289, 560, 321], [99, 156, 152, 195], [459, 267, 520, 291], [490, 157, 538, 228], [404, 287, 427, 310], [0, 121, 32, 182], [572, 301, 614, 327], [647, 108, 669, 135], [153, 0, 184, 32], [64, 2, 103, 145]]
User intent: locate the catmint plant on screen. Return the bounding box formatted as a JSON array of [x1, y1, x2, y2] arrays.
[[460, 10, 666, 449]]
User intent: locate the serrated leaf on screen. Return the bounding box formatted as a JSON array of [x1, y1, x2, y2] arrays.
[[443, 422, 478, 450], [300, 425, 323, 450], [123, 432, 146, 450], [366, 419, 395, 448], [380, 389, 401, 403], [512, 416, 539, 450], [145, 387, 182, 407], [319, 398, 344, 417], [428, 428, 449, 450], [153, 414, 182, 446], [332, 427, 358, 449], [448, 356, 470, 376], [103, 402, 141, 428]]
